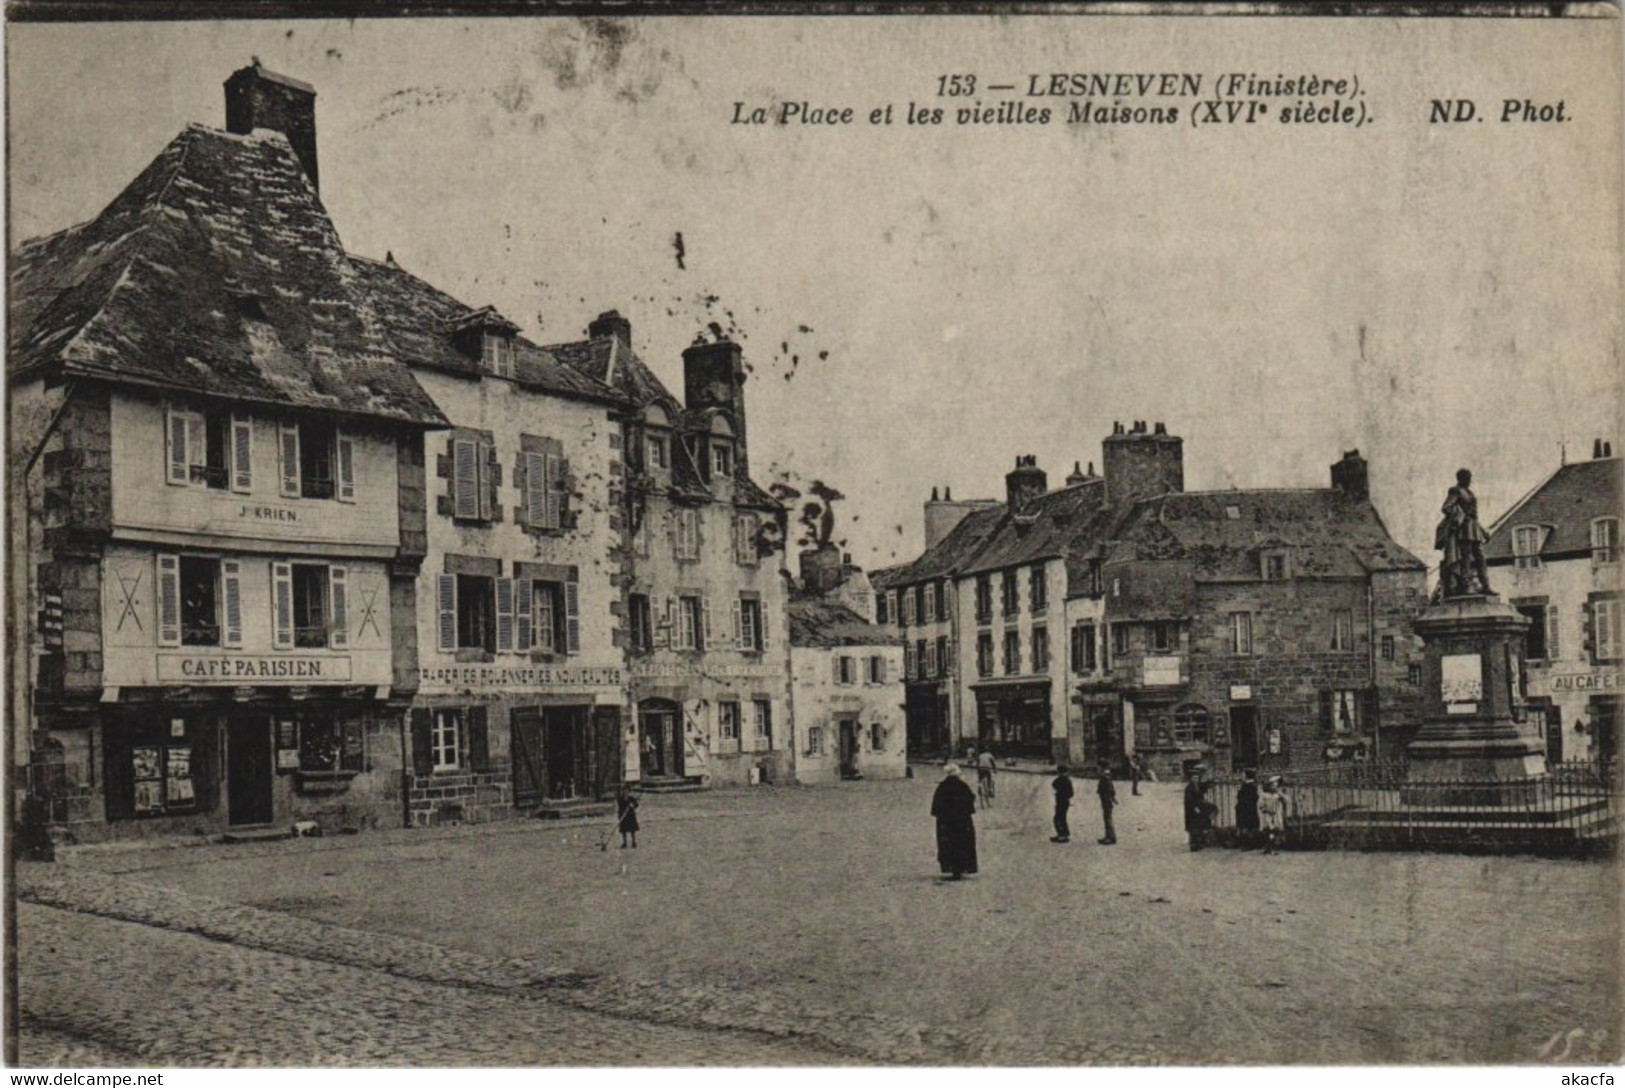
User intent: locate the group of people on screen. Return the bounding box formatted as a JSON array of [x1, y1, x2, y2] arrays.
[[930, 755, 1292, 878]]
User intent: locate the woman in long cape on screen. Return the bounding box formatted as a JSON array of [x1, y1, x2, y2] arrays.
[[930, 764, 979, 879]]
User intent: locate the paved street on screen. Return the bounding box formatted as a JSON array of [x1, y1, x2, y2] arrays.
[[18, 775, 1620, 1066]]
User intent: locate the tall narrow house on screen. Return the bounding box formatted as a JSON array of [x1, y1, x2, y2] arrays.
[[563, 319, 789, 788], [9, 65, 447, 840]]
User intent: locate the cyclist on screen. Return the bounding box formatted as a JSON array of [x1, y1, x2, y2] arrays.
[[976, 746, 997, 807]]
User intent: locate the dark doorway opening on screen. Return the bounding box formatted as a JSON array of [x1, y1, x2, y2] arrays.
[[227, 717, 273, 826]]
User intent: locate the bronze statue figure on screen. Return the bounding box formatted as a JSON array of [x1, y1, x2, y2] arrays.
[[1434, 468, 1491, 599]]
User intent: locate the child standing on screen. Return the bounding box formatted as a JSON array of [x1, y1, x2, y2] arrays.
[[616, 784, 640, 849], [1257, 776, 1288, 855]]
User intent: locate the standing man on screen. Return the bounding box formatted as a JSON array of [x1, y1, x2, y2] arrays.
[[1050, 765, 1074, 843], [1235, 769, 1260, 849], [1128, 753, 1142, 797], [976, 745, 997, 807], [1184, 768, 1214, 852], [1097, 766, 1118, 845]]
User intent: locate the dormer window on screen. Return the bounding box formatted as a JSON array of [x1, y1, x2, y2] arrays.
[[705, 415, 736, 484], [647, 434, 669, 471], [712, 442, 733, 478], [1513, 525, 1546, 569], [1261, 551, 1290, 582], [482, 331, 515, 378], [642, 404, 672, 475]]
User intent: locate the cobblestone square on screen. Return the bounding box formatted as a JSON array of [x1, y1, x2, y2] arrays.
[[18, 775, 1620, 1066]]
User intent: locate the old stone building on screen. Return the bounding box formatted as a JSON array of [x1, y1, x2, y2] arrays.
[[352, 259, 631, 824], [8, 64, 447, 839], [1483, 440, 1622, 767], [878, 423, 1426, 776], [788, 546, 905, 783], [560, 317, 790, 788]]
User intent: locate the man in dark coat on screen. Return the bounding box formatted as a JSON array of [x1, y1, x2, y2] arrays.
[[1184, 770, 1215, 852], [1097, 766, 1118, 844], [1050, 765, 1074, 843], [1235, 770, 1260, 849], [931, 764, 979, 879]]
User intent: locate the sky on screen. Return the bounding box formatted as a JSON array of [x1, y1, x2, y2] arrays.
[[7, 15, 1621, 575]]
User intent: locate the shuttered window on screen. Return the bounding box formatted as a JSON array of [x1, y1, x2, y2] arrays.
[[230, 416, 254, 493], [515, 578, 534, 652], [495, 576, 515, 652], [221, 560, 244, 648], [565, 580, 581, 654], [436, 574, 457, 652], [279, 423, 301, 497], [336, 434, 356, 502], [674, 509, 700, 560], [156, 555, 181, 647], [452, 439, 487, 521], [272, 562, 294, 649], [328, 566, 348, 648]]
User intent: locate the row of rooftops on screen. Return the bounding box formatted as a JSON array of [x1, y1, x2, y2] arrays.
[[7, 64, 780, 513], [874, 440, 1430, 600]]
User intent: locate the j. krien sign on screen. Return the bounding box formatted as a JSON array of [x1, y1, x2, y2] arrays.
[[156, 654, 352, 683]]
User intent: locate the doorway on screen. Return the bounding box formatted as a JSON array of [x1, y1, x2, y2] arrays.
[[838, 719, 861, 779], [227, 717, 273, 826], [1230, 706, 1260, 772], [546, 712, 579, 799], [640, 702, 682, 778]]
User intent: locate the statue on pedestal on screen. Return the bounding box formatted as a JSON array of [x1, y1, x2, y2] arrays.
[[1433, 468, 1492, 600]]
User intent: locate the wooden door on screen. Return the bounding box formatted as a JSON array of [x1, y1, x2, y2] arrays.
[[1230, 707, 1260, 772], [511, 707, 546, 808], [227, 717, 273, 826]]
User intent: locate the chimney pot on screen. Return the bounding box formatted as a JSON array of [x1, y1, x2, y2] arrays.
[[1595, 439, 1605, 459], [1154, 422, 1166, 435], [944, 486, 952, 500]]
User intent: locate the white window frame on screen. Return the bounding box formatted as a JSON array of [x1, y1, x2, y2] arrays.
[[1331, 609, 1355, 652], [1513, 524, 1545, 569], [901, 588, 917, 626], [753, 700, 772, 743], [712, 442, 733, 478], [674, 509, 700, 561], [1032, 626, 1050, 673], [1594, 597, 1620, 662], [482, 331, 515, 378], [718, 701, 741, 745], [807, 725, 825, 757], [1030, 565, 1048, 614], [432, 709, 462, 772], [646, 432, 669, 471], [923, 583, 937, 624], [1592, 517, 1619, 565], [1230, 612, 1253, 655], [1331, 690, 1360, 735]]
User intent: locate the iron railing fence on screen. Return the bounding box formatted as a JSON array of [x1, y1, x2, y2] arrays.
[[1204, 759, 1618, 858]]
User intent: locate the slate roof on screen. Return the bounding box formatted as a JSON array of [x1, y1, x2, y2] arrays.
[[958, 479, 1112, 578], [884, 503, 1008, 587], [1484, 457, 1623, 562], [789, 595, 901, 649], [348, 256, 625, 407], [555, 328, 780, 514], [1105, 489, 1425, 580], [9, 124, 445, 427]]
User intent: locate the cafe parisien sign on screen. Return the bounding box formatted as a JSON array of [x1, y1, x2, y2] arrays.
[[157, 654, 352, 683]]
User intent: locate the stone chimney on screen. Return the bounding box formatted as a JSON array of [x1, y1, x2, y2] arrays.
[[589, 310, 631, 345], [800, 544, 843, 594], [1595, 438, 1615, 460], [1331, 449, 1369, 501], [682, 339, 748, 469], [924, 488, 999, 550], [1102, 420, 1183, 509], [1005, 455, 1048, 514], [225, 61, 319, 192]]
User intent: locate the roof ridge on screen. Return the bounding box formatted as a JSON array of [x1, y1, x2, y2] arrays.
[[1486, 461, 1568, 538]]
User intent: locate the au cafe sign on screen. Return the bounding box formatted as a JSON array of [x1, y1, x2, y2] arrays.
[[1550, 670, 1620, 693]]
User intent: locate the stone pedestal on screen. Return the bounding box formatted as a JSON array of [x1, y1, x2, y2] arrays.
[[1404, 594, 1546, 805]]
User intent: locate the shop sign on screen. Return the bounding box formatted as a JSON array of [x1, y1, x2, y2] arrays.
[[1143, 656, 1181, 687], [1229, 685, 1252, 701], [630, 662, 782, 680], [157, 654, 352, 683], [1551, 671, 1620, 693], [418, 664, 624, 688]]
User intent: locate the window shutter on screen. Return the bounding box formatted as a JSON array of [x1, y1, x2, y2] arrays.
[[156, 554, 181, 647], [452, 439, 478, 519], [760, 606, 771, 651], [410, 708, 434, 780], [328, 566, 348, 648], [1319, 689, 1334, 733], [230, 415, 253, 493], [516, 578, 534, 652], [166, 408, 189, 485], [701, 596, 713, 651], [437, 574, 457, 652], [1548, 606, 1561, 662], [495, 576, 515, 652], [271, 561, 294, 649], [221, 560, 244, 648], [732, 600, 744, 650], [336, 434, 356, 503], [184, 414, 206, 482], [833, 654, 842, 684], [524, 451, 547, 527], [467, 706, 490, 774], [565, 580, 581, 654], [279, 423, 301, 497], [477, 442, 494, 521], [546, 454, 564, 530]]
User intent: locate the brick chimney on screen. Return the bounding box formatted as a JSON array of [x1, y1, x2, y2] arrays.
[[1331, 449, 1369, 501], [1102, 421, 1183, 509], [225, 61, 318, 192], [1005, 455, 1048, 513], [589, 310, 631, 345], [683, 339, 748, 470]]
